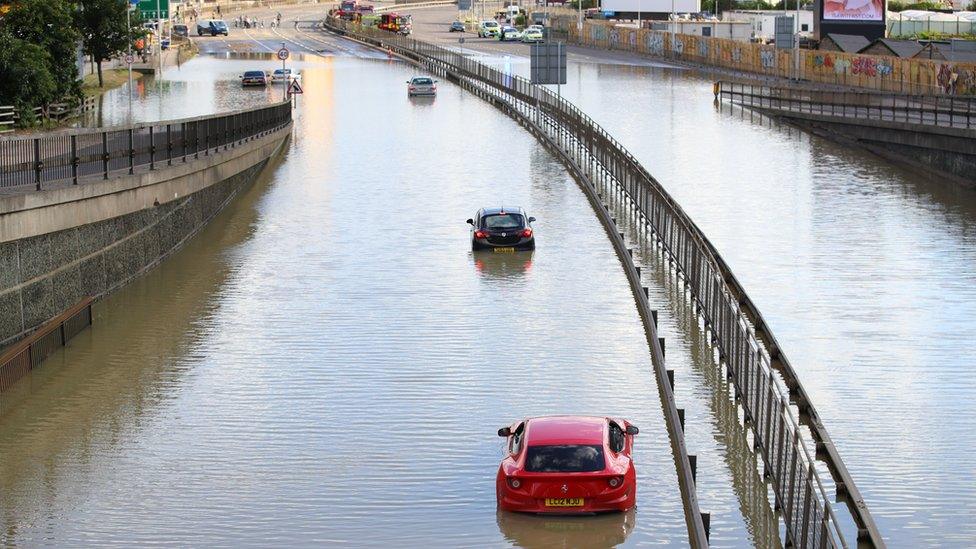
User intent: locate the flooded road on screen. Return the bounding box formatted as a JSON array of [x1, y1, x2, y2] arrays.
[[408, 8, 976, 544], [2, 6, 975, 547], [1, 44, 716, 546]]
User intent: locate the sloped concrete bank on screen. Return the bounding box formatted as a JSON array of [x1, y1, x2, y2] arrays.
[[0, 123, 291, 347]]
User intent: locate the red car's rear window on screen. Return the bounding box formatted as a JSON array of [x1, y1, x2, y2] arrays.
[[525, 445, 605, 473]]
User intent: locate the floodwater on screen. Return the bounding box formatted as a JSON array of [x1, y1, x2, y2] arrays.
[[0, 52, 729, 546], [2, 19, 974, 548]]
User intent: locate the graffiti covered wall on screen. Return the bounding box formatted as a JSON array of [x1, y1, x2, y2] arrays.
[[547, 15, 976, 95]]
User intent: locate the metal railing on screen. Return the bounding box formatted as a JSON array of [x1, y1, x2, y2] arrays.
[[0, 297, 93, 393], [717, 81, 976, 130], [326, 19, 885, 549], [0, 101, 292, 191]]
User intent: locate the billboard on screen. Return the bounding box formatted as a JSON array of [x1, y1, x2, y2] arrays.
[[822, 0, 884, 21]]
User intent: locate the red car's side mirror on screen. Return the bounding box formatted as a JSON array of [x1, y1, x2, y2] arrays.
[[498, 427, 511, 437]]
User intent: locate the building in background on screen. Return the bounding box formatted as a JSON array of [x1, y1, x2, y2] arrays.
[[723, 9, 814, 42], [599, 0, 701, 21]]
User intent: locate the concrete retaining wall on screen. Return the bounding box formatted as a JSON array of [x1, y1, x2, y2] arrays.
[[0, 124, 290, 346], [761, 111, 976, 187]]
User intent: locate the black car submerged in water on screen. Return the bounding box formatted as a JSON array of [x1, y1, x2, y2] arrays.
[[467, 207, 536, 251]]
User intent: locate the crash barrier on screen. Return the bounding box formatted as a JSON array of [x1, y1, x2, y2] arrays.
[[0, 298, 93, 393], [0, 102, 292, 191], [544, 15, 976, 97], [717, 80, 976, 130], [326, 19, 884, 549]]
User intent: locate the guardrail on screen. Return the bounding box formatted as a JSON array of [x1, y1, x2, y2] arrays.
[[325, 19, 885, 549], [0, 297, 93, 393], [717, 81, 976, 130], [0, 101, 292, 191]]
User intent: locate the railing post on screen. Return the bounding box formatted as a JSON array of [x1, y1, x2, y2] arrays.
[[182, 122, 188, 162], [70, 134, 78, 185], [128, 128, 134, 174], [167, 124, 173, 165], [149, 126, 155, 170], [33, 138, 42, 191], [102, 132, 109, 179]]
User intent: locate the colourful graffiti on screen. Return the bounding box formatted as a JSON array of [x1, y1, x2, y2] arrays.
[[609, 28, 620, 48], [673, 37, 684, 56], [961, 69, 976, 95], [813, 54, 835, 68], [698, 40, 708, 58], [629, 30, 636, 49], [647, 33, 664, 56], [760, 48, 775, 69], [834, 59, 851, 74], [938, 64, 958, 94], [731, 47, 742, 64], [852, 57, 877, 76]]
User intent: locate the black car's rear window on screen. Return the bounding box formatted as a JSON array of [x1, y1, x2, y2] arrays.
[[483, 214, 523, 230], [525, 445, 606, 473]]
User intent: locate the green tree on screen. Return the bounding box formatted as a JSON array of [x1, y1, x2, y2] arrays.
[[1, 0, 79, 102], [0, 27, 58, 121], [968, 0, 976, 10], [75, 0, 143, 88]]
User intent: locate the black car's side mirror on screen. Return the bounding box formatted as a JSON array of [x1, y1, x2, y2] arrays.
[[466, 218, 474, 225], [625, 425, 639, 436], [528, 216, 536, 223], [498, 427, 511, 437]]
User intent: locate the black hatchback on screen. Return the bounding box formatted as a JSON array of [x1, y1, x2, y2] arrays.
[[467, 207, 536, 251]]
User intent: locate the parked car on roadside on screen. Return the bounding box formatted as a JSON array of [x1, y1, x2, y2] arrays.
[[173, 24, 189, 38], [521, 27, 544, 43], [478, 20, 500, 38], [241, 70, 269, 87], [450, 21, 465, 32], [499, 26, 520, 41]]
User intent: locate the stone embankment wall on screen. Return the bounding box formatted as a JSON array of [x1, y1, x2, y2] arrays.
[[0, 125, 290, 347]]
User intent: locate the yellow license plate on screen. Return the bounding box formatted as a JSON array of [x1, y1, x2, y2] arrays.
[[544, 498, 584, 507], [493, 247, 515, 253]]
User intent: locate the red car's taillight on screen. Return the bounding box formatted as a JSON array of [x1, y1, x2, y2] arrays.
[[520, 228, 532, 238], [507, 477, 522, 489], [608, 476, 624, 488], [474, 230, 488, 239]]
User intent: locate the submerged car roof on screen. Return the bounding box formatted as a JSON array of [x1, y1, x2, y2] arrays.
[[481, 207, 525, 216], [525, 416, 607, 446]]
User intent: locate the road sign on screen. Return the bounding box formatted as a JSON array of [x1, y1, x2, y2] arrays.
[[137, 0, 169, 19], [530, 42, 567, 85], [288, 80, 304, 96], [277, 47, 290, 61], [125, 54, 135, 65]]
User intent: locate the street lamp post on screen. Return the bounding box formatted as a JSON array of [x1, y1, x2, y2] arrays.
[[127, 4, 133, 121]]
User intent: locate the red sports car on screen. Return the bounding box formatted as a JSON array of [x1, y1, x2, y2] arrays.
[[496, 415, 639, 514]]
